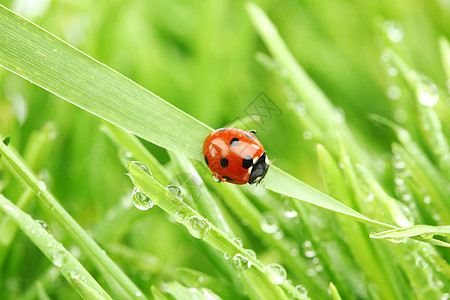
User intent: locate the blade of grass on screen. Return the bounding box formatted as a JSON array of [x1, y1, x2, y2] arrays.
[[245, 3, 337, 131], [264, 167, 394, 229], [151, 286, 169, 300], [329, 282, 343, 300], [0, 4, 211, 161], [0, 4, 393, 233], [176, 268, 234, 299], [105, 244, 175, 277], [163, 281, 221, 300], [316, 144, 400, 300], [35, 281, 51, 300], [170, 153, 314, 295], [0, 140, 145, 299], [21, 266, 60, 300], [370, 225, 450, 240], [438, 37, 450, 85], [0, 123, 56, 265], [0, 194, 112, 300], [128, 161, 306, 300], [370, 115, 450, 223], [246, 2, 372, 164], [101, 122, 171, 186], [357, 164, 450, 248]]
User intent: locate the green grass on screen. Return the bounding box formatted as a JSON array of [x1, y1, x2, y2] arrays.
[[1, 1, 449, 299]]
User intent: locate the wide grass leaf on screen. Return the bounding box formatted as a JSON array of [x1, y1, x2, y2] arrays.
[[0, 4, 392, 232], [0, 4, 211, 160]]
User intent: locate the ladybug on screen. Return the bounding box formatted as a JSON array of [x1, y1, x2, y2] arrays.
[[203, 128, 269, 185]]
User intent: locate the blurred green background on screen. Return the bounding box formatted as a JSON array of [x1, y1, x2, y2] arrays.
[[0, 0, 449, 299]]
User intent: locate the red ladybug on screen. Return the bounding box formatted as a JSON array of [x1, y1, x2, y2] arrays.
[[203, 128, 269, 185]]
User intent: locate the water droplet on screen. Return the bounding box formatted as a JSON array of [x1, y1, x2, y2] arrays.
[[186, 216, 210, 239], [290, 247, 299, 257], [265, 263, 286, 285], [260, 213, 279, 233], [387, 67, 398, 77], [274, 231, 284, 240], [304, 249, 316, 258], [212, 175, 222, 183], [281, 200, 298, 218], [135, 291, 143, 297], [394, 108, 408, 123], [420, 233, 433, 239], [383, 21, 404, 43], [70, 269, 80, 280], [302, 131, 312, 140], [302, 240, 317, 258], [295, 284, 308, 296], [287, 91, 297, 101], [423, 196, 431, 204], [284, 86, 298, 101], [232, 253, 252, 271], [380, 50, 391, 63], [417, 76, 439, 107], [119, 150, 134, 165], [246, 249, 257, 260], [52, 249, 67, 267], [174, 206, 190, 223], [394, 177, 404, 185], [165, 185, 183, 199], [387, 85, 402, 100], [130, 161, 152, 176], [394, 160, 406, 170], [386, 237, 407, 243], [224, 253, 231, 260], [36, 220, 52, 234], [131, 187, 154, 210], [288, 102, 306, 116], [232, 237, 243, 248], [37, 180, 47, 192], [401, 194, 412, 201]]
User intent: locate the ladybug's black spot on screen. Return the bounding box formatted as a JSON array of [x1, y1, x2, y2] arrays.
[[220, 158, 229, 168], [245, 132, 256, 141], [230, 138, 239, 147], [204, 156, 209, 166], [242, 155, 253, 169], [223, 176, 234, 182]]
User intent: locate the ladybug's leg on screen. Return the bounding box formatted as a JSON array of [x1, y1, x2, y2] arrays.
[[249, 129, 258, 134], [255, 178, 266, 187], [212, 173, 225, 183]]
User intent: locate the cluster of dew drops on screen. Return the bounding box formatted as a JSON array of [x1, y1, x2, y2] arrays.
[[129, 161, 309, 297], [130, 161, 211, 240]]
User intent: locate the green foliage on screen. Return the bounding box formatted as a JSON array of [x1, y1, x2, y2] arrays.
[[0, 0, 449, 299]]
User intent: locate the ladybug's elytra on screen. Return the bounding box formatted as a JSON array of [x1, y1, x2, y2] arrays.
[[203, 128, 269, 185]]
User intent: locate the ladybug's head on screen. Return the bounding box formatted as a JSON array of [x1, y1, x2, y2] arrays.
[[248, 151, 269, 185]]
